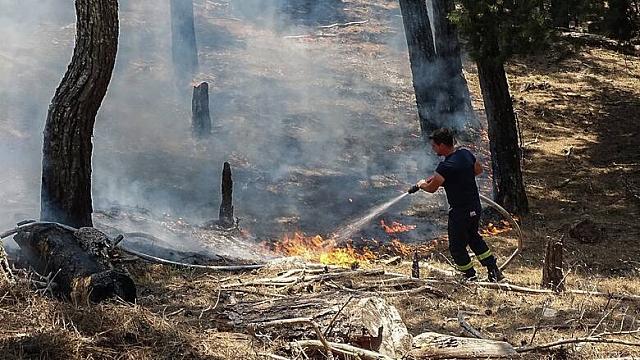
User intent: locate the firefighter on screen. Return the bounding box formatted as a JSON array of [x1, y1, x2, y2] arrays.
[[414, 128, 504, 282]]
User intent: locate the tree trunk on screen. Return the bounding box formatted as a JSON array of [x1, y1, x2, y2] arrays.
[[192, 81, 211, 138], [407, 332, 517, 359], [170, 0, 198, 82], [541, 236, 564, 292], [430, 0, 477, 132], [41, 0, 119, 228], [219, 162, 234, 227], [13, 223, 136, 303], [551, 0, 570, 28], [476, 51, 529, 215], [398, 0, 439, 141]]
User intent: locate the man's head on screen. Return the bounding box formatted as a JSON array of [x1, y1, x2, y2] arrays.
[[429, 128, 455, 156]]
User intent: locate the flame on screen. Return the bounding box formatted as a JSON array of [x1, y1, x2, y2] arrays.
[[480, 220, 512, 236], [380, 220, 416, 234], [271, 232, 376, 267]]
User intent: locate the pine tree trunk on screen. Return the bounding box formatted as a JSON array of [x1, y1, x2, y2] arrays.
[[398, 0, 439, 141], [541, 236, 564, 292], [551, 0, 570, 28], [192, 81, 211, 138], [41, 0, 119, 228], [219, 162, 234, 227], [170, 0, 198, 82], [476, 52, 529, 215], [430, 0, 476, 131]]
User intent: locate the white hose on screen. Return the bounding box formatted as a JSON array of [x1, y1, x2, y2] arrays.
[[479, 194, 524, 271]]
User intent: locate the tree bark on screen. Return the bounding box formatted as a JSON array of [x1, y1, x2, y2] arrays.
[[430, 0, 477, 132], [170, 0, 198, 82], [551, 0, 570, 28], [192, 81, 211, 138], [13, 223, 136, 303], [541, 237, 564, 292], [398, 0, 439, 141], [407, 331, 517, 359], [41, 0, 119, 228], [219, 162, 234, 227], [476, 49, 529, 215]]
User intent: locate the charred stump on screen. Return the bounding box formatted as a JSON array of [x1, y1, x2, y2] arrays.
[[541, 236, 564, 292], [170, 0, 198, 82], [192, 81, 211, 138], [398, 0, 439, 142], [219, 162, 234, 227], [411, 250, 420, 278], [13, 223, 136, 303], [41, 0, 119, 228]]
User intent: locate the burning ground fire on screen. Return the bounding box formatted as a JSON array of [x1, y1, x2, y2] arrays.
[[480, 220, 513, 236], [270, 232, 375, 267], [268, 220, 421, 267]]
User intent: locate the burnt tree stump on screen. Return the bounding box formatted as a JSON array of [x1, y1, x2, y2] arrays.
[[170, 0, 198, 81], [13, 223, 136, 303], [192, 81, 211, 138], [541, 236, 564, 292], [219, 162, 234, 227]]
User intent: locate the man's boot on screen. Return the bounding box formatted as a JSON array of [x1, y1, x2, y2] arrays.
[[487, 265, 505, 282], [462, 268, 478, 281]]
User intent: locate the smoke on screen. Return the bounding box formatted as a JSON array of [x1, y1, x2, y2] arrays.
[[0, 0, 448, 250]]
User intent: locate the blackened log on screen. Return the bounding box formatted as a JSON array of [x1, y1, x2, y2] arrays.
[[476, 45, 529, 215], [398, 0, 439, 141], [192, 82, 211, 138], [13, 223, 136, 303], [219, 162, 234, 227], [170, 0, 198, 81], [41, 0, 119, 228], [541, 236, 564, 292], [411, 251, 420, 278]]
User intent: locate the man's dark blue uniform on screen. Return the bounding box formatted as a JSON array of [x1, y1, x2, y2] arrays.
[[412, 128, 503, 282], [437, 149, 496, 279]]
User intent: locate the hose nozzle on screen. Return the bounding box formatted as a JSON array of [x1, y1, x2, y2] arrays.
[[407, 184, 420, 194]]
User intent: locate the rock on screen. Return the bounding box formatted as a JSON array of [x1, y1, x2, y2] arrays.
[[569, 218, 603, 244]]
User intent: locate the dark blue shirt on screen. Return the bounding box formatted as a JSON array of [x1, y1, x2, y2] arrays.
[[435, 148, 481, 211]]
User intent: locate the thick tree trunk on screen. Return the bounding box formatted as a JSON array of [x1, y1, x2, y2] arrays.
[[430, 0, 477, 131], [219, 162, 234, 227], [192, 81, 211, 138], [541, 237, 564, 292], [551, 0, 570, 28], [476, 52, 529, 215], [13, 223, 136, 303], [41, 0, 119, 228], [170, 0, 198, 81], [407, 332, 517, 359], [398, 0, 439, 141]]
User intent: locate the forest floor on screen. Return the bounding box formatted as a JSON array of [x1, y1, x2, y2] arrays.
[[1, 0, 640, 359]]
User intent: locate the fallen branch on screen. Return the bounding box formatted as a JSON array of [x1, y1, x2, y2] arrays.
[[516, 336, 640, 352], [473, 281, 640, 302], [251, 318, 334, 360], [457, 310, 485, 339], [293, 339, 393, 360]]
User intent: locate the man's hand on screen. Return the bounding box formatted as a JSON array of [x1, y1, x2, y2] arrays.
[[420, 173, 445, 193]]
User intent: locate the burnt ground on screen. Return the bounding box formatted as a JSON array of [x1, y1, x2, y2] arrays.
[[1, 0, 640, 359]]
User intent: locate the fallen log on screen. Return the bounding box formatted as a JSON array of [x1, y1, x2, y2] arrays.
[[12, 223, 135, 303], [221, 294, 411, 357], [407, 331, 517, 359]]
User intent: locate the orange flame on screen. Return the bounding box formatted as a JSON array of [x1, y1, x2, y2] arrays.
[[271, 232, 376, 267], [480, 220, 512, 236], [380, 220, 416, 234]]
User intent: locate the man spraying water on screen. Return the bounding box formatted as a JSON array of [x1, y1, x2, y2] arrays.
[[408, 128, 504, 282]]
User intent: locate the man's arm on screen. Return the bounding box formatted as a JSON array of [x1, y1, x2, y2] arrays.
[[418, 172, 445, 193], [474, 160, 483, 176]]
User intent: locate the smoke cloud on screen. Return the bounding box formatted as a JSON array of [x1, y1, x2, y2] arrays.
[[0, 0, 450, 250]]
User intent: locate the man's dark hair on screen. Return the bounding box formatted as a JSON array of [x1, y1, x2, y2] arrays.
[[429, 128, 455, 146]]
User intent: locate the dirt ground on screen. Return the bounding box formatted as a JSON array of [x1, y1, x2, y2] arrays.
[[1, 0, 640, 359]]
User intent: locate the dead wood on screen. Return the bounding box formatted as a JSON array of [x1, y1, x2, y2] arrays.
[[0, 243, 14, 284], [12, 223, 135, 303], [222, 294, 411, 357], [457, 311, 485, 339], [542, 235, 565, 291], [407, 331, 517, 359], [250, 317, 334, 360], [317, 20, 369, 29], [516, 336, 640, 352]]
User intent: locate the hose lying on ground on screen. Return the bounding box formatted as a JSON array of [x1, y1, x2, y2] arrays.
[[478, 194, 524, 271]]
